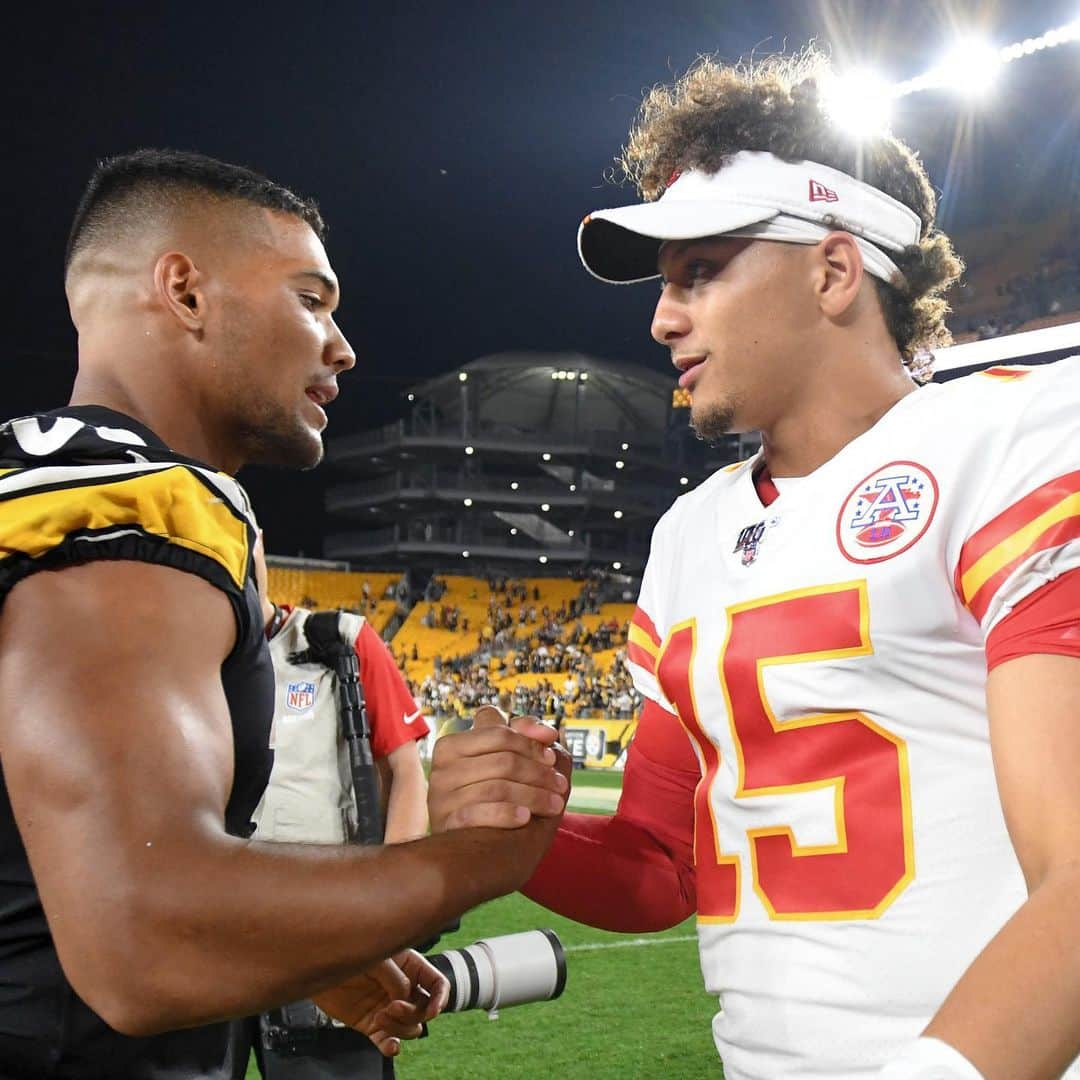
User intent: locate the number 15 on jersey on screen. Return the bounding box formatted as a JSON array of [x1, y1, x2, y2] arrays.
[[656, 581, 914, 923]]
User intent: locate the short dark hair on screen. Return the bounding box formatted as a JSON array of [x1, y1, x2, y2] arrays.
[[619, 50, 963, 374], [65, 148, 326, 272]]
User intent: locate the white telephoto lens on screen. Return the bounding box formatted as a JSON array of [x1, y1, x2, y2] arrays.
[[432, 929, 566, 1012], [469, 929, 566, 1010]]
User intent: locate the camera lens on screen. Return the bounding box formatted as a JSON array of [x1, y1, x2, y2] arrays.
[[428, 929, 566, 1013]]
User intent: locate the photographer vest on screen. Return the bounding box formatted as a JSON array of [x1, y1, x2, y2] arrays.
[[252, 608, 369, 845]]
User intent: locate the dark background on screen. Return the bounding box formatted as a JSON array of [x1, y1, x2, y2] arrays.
[[8, 0, 1078, 554]]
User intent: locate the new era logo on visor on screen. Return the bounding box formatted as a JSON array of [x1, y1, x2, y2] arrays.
[[809, 178, 838, 203]]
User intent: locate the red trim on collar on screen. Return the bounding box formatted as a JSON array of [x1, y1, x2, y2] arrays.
[[753, 463, 780, 507]]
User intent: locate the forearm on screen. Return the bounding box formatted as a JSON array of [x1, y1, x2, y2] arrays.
[[75, 824, 542, 1034], [924, 861, 1080, 1079], [383, 767, 429, 843], [522, 812, 695, 932]]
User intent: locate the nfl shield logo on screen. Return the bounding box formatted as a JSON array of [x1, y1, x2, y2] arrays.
[[734, 521, 767, 566], [286, 680, 317, 713]]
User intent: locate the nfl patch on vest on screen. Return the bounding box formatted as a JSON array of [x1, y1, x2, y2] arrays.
[[286, 680, 317, 713]]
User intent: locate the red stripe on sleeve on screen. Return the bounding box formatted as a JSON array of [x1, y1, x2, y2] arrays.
[[956, 471, 1080, 590], [522, 700, 698, 932], [626, 639, 657, 675], [966, 513, 1080, 623], [630, 605, 661, 648], [985, 567, 1080, 672]]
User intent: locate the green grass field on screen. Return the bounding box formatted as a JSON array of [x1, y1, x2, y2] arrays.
[[246, 771, 723, 1078]]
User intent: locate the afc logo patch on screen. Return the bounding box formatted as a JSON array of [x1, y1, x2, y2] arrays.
[[836, 461, 939, 564], [285, 680, 317, 713]]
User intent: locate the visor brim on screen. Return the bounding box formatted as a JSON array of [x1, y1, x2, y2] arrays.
[[578, 201, 780, 284]]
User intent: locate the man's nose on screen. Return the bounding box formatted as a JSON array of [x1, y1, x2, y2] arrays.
[[651, 285, 691, 345], [326, 319, 356, 373]]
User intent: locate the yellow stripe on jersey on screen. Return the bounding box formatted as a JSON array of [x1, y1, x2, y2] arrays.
[[959, 490, 1080, 604], [0, 465, 250, 588], [627, 622, 660, 660]]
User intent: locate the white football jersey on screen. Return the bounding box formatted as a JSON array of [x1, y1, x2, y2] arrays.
[[625, 357, 1080, 1080]]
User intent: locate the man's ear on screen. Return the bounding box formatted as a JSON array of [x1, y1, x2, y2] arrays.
[[815, 231, 864, 319], [153, 251, 206, 333]]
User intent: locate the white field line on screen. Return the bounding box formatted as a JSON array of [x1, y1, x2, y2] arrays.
[[567, 786, 620, 811], [564, 934, 697, 953]]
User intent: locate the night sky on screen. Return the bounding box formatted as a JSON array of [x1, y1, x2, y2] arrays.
[[8, 0, 1078, 555]]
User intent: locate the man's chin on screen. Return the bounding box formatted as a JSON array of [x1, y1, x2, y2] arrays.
[[245, 428, 324, 470], [690, 400, 737, 443]]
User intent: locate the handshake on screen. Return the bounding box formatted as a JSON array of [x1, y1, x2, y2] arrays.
[[310, 706, 573, 1057], [428, 704, 574, 882]]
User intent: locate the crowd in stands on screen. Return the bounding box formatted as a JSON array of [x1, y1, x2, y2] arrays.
[[401, 578, 641, 724], [416, 576, 607, 650], [951, 220, 1080, 341], [408, 648, 641, 726]]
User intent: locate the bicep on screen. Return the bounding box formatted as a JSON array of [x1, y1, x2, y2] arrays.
[[0, 562, 239, 940], [987, 653, 1080, 891]]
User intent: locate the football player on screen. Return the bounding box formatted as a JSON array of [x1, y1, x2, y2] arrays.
[[427, 51, 1080, 1079], [0, 149, 568, 1079]]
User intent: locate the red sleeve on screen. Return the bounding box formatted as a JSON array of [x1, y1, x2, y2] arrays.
[[355, 620, 429, 757], [522, 699, 699, 932], [985, 567, 1080, 672]]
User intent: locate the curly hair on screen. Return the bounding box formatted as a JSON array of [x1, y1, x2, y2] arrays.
[[619, 49, 962, 373]]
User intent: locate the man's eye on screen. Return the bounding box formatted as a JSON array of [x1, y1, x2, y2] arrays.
[[687, 261, 715, 283], [300, 293, 323, 310]]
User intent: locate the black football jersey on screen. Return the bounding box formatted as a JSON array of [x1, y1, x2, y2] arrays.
[[0, 406, 274, 1078]]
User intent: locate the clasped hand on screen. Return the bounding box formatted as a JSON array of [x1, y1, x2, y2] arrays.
[[427, 706, 572, 832]]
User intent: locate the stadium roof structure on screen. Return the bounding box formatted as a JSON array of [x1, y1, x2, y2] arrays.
[[404, 351, 674, 441], [324, 351, 745, 572]]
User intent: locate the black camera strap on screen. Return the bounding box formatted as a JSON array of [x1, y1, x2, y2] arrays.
[[289, 611, 384, 846]]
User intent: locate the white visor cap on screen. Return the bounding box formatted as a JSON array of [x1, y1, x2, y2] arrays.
[[577, 150, 922, 284]]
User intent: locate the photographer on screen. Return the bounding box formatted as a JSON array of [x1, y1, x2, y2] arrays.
[[232, 540, 431, 1078]]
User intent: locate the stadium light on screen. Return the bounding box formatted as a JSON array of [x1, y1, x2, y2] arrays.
[[541, 503, 550, 511], [568, 529, 575, 537], [821, 67, 894, 138], [542, 452, 552, 461], [680, 476, 689, 485], [463, 498, 473, 507], [580, 373, 589, 381], [550, 371, 559, 380], [569, 484, 576, 492], [615, 460, 625, 469], [621, 442, 630, 451], [612, 561, 622, 570], [539, 555, 548, 564], [510, 527, 518, 535], [459, 372, 468, 382], [465, 445, 474, 455], [407, 393, 415, 402], [511, 481, 519, 490], [613, 510, 623, 519], [936, 37, 1002, 97], [462, 550, 470, 558], [893, 19, 1079, 99]]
